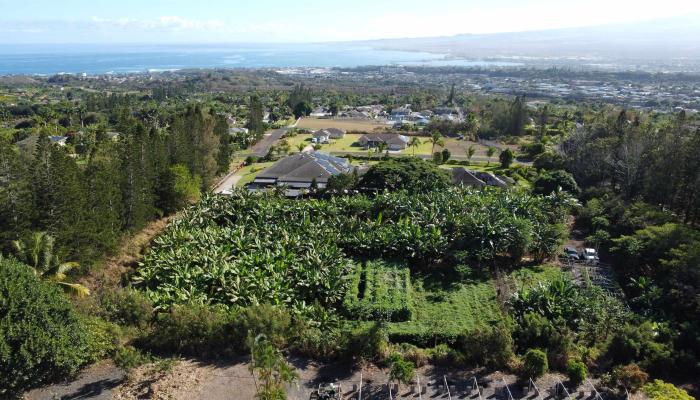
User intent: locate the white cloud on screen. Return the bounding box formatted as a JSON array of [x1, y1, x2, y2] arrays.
[[89, 16, 228, 31]]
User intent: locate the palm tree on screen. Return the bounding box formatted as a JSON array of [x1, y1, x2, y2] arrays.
[[296, 143, 306, 153], [12, 232, 90, 297], [408, 137, 421, 156], [427, 131, 444, 156], [466, 145, 476, 163], [377, 142, 388, 158], [486, 147, 496, 165]]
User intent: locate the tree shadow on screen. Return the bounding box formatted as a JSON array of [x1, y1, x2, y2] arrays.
[[60, 378, 124, 400]]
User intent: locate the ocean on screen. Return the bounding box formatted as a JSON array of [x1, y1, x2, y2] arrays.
[[0, 43, 522, 75]]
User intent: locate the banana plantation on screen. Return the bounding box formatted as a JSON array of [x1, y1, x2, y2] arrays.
[[136, 188, 572, 325]]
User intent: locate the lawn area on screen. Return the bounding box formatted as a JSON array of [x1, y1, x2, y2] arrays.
[[508, 264, 567, 291], [285, 132, 435, 156], [236, 161, 275, 186], [296, 117, 386, 132], [436, 139, 494, 159], [284, 133, 366, 153], [388, 274, 503, 345]]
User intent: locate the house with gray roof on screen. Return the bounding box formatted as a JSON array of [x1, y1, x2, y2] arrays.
[[452, 167, 511, 189], [357, 133, 409, 151], [247, 152, 354, 196]]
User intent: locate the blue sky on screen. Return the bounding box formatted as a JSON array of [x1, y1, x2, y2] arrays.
[[2, 0, 700, 43]]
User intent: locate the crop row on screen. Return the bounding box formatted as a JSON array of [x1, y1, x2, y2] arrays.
[[343, 260, 413, 322]]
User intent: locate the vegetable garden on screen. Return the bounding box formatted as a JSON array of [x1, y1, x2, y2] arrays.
[[343, 260, 413, 322]]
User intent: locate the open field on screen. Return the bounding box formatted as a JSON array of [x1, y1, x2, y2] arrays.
[[296, 117, 387, 132], [285, 132, 434, 155], [235, 161, 275, 186], [388, 274, 503, 345], [509, 264, 567, 291]]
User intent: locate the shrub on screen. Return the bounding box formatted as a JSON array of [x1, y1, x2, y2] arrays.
[[454, 325, 514, 369], [113, 346, 152, 372], [389, 353, 415, 386], [99, 288, 154, 329], [499, 148, 514, 168], [533, 170, 580, 196], [522, 349, 548, 379], [642, 379, 693, 400], [358, 157, 451, 193], [607, 322, 674, 375], [395, 343, 429, 367], [145, 303, 237, 357], [343, 322, 389, 362], [533, 152, 564, 171], [234, 304, 294, 350], [567, 360, 587, 387], [611, 363, 649, 393], [83, 316, 122, 360], [0, 256, 96, 396]]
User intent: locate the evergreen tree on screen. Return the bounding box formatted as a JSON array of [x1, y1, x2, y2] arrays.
[[246, 95, 265, 138], [0, 139, 32, 250], [120, 124, 156, 231], [509, 96, 527, 136]]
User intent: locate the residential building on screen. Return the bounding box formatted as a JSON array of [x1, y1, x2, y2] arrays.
[[452, 168, 511, 189], [357, 133, 409, 151], [314, 128, 345, 139], [247, 152, 354, 196]]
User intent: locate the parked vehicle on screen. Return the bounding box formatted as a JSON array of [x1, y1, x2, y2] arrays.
[[310, 383, 342, 400], [564, 246, 580, 260], [583, 248, 600, 263]]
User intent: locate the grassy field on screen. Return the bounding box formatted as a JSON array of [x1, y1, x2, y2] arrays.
[[236, 162, 275, 186], [388, 274, 503, 345], [296, 117, 387, 132], [508, 264, 567, 291], [284, 132, 436, 155]]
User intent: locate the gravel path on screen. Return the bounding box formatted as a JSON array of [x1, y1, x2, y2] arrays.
[[24, 361, 125, 400]]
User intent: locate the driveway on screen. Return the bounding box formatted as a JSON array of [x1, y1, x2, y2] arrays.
[[247, 128, 288, 158]]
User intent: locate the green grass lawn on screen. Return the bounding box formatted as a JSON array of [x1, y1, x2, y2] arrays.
[[508, 264, 567, 291], [388, 274, 503, 345], [284, 133, 437, 155], [236, 162, 275, 187]]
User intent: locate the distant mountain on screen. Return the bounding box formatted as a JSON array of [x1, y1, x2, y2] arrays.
[[362, 15, 700, 62]]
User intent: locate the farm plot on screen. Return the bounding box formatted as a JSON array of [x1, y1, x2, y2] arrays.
[[343, 260, 413, 322], [509, 264, 567, 291], [388, 276, 503, 346]]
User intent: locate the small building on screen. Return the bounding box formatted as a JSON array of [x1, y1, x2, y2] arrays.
[[312, 130, 330, 144], [310, 107, 329, 117], [247, 152, 354, 196], [15, 135, 68, 152], [389, 107, 411, 122], [49, 136, 68, 146], [314, 128, 345, 139], [229, 127, 249, 135], [357, 133, 409, 151], [452, 168, 511, 189]]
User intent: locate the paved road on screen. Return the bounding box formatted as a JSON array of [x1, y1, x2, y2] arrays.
[[247, 128, 288, 158], [213, 173, 243, 194]]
